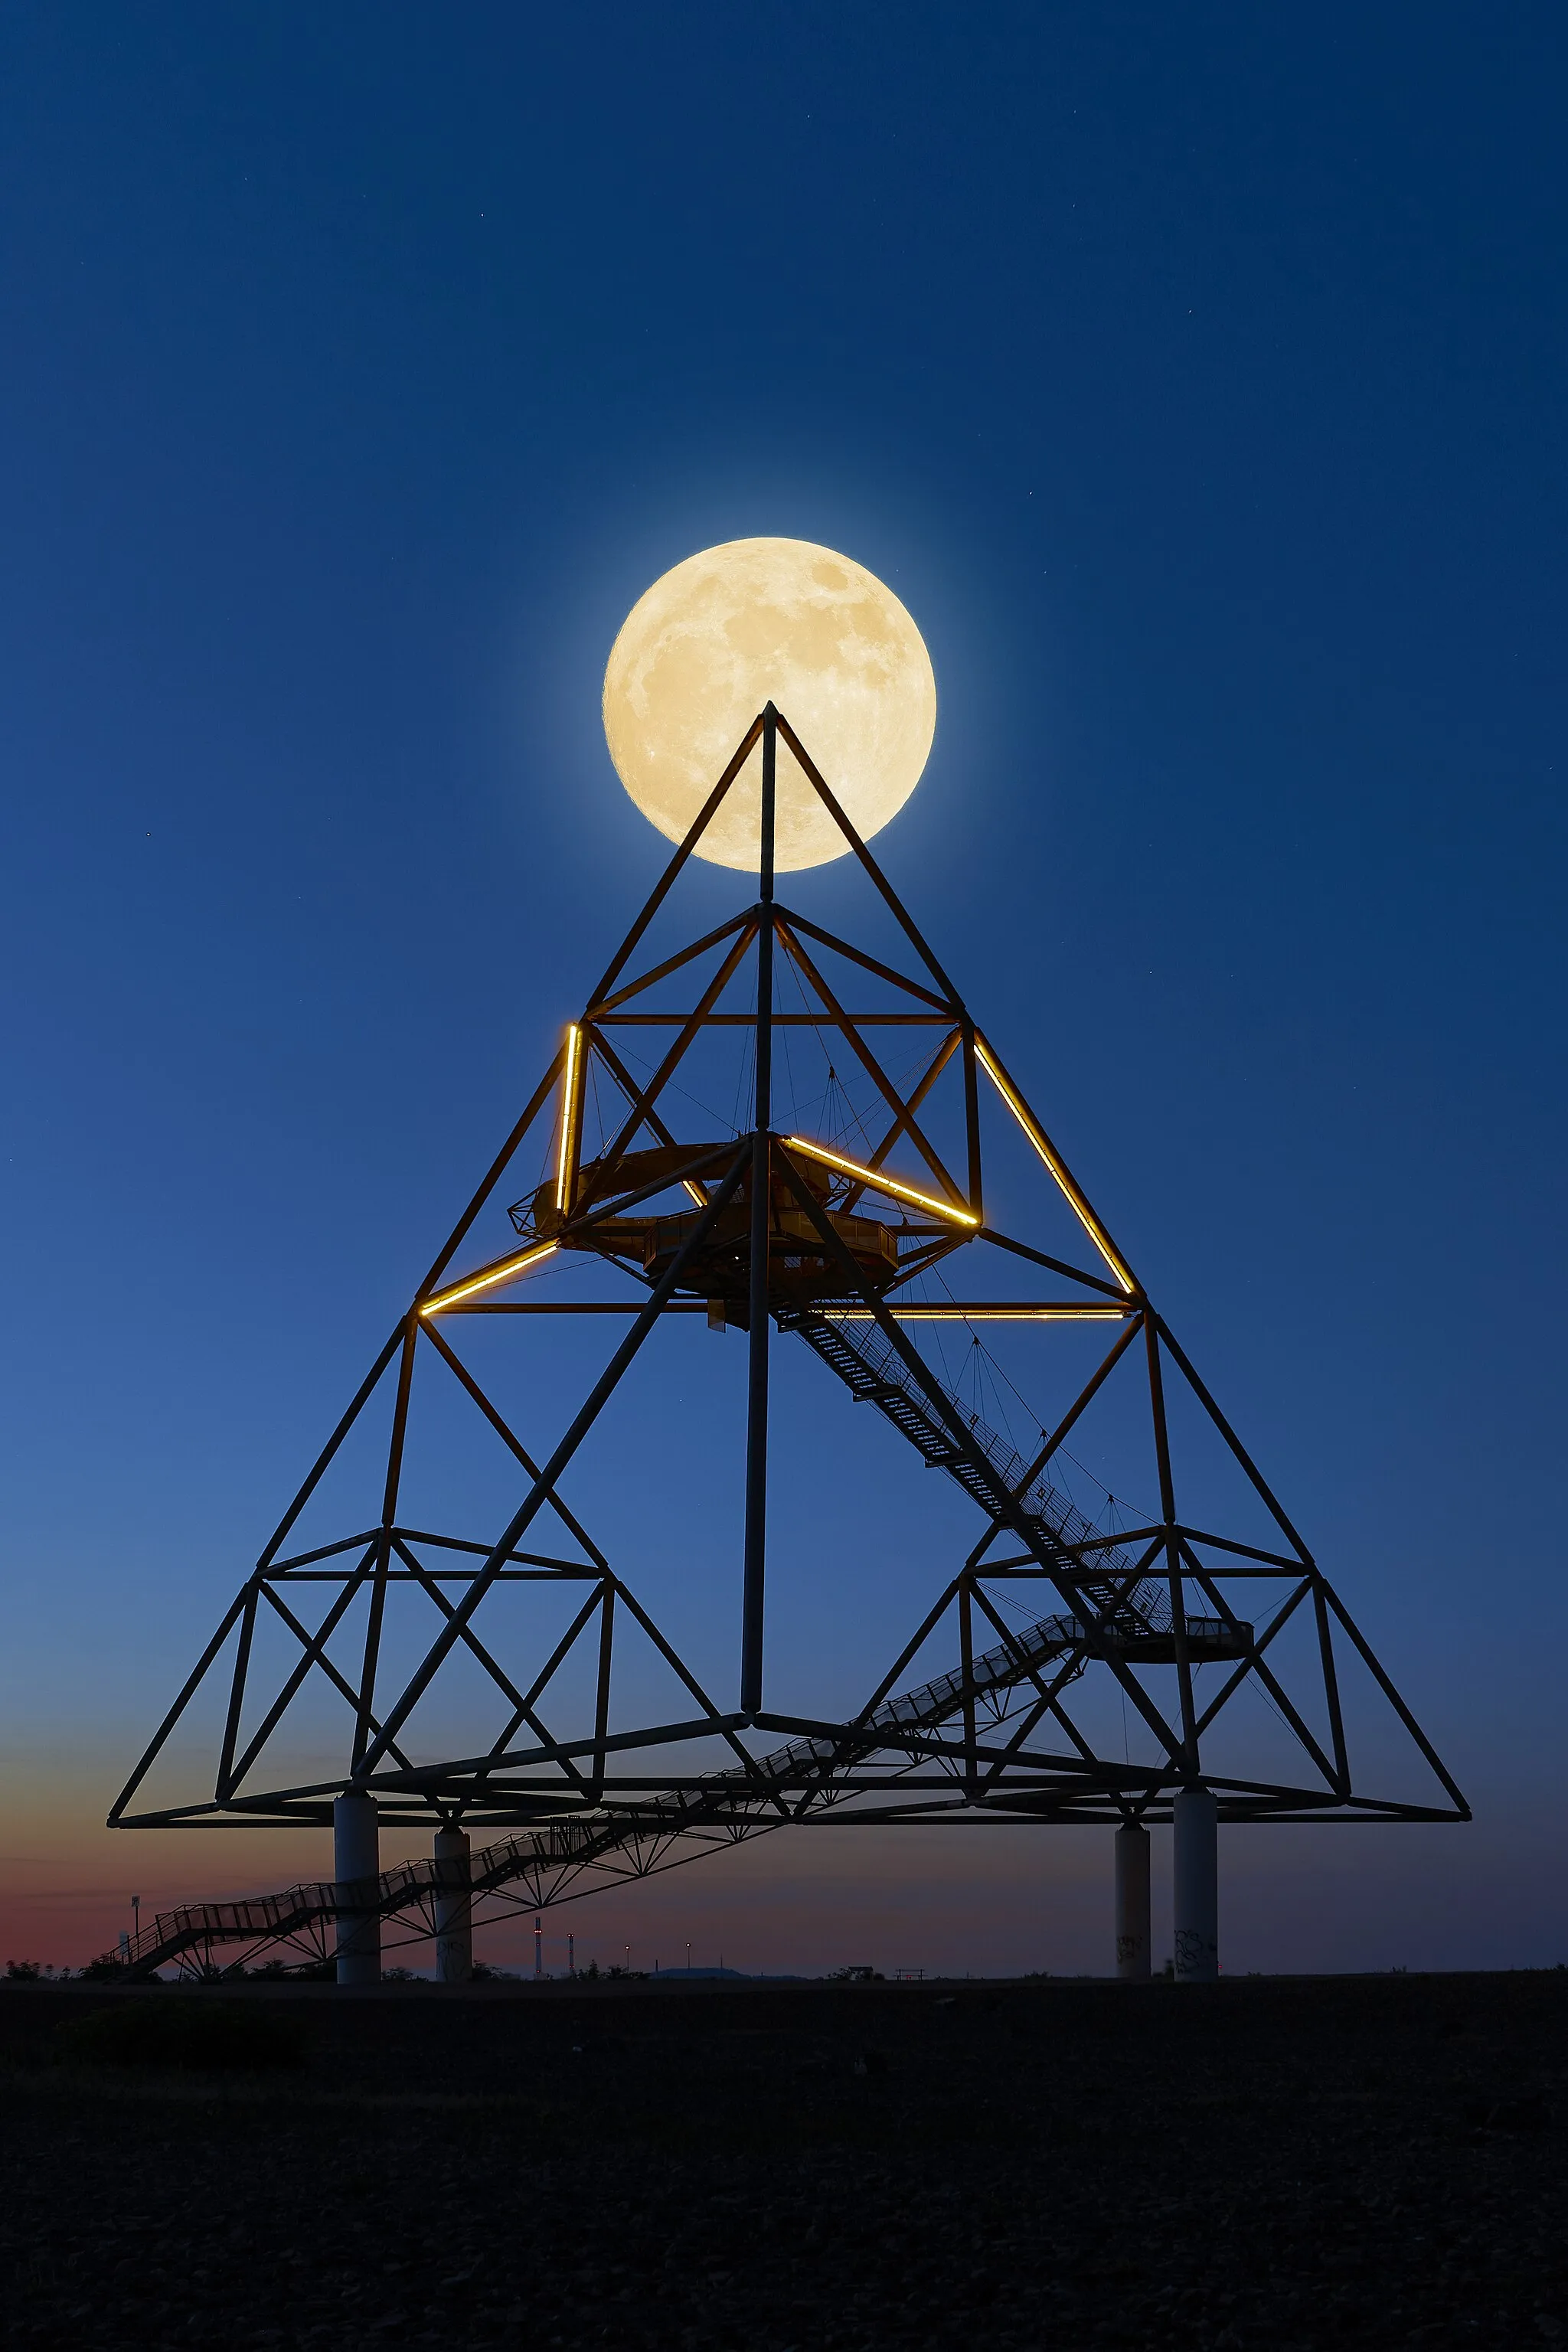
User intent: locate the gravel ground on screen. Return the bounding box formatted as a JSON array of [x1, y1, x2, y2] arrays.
[[1, 1971, 1566, 2350]]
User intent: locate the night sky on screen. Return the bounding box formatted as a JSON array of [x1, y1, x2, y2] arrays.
[[2, 4, 1563, 1976]]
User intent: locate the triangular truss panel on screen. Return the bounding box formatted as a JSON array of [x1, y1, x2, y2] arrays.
[[113, 706, 1465, 1887]]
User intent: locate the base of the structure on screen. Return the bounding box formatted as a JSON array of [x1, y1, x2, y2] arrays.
[[1114, 1821, 1151, 1981], [433, 1828, 472, 1984], [332, 1792, 381, 1988], [1172, 1785, 1218, 1982]]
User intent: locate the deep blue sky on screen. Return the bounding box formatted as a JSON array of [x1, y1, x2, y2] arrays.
[[2, 3, 1564, 1973]]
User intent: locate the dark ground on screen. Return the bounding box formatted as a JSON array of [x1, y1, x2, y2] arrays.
[[2, 1971, 1566, 2351]]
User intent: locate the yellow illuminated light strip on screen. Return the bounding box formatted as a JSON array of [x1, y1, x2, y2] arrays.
[[555, 1024, 582, 1214], [557, 1020, 706, 1205], [783, 1136, 978, 1228], [420, 1243, 557, 1315], [972, 1038, 1136, 1293], [821, 1305, 1129, 1322]]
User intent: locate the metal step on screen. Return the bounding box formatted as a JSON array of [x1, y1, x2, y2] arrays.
[[782, 1307, 1171, 1635]]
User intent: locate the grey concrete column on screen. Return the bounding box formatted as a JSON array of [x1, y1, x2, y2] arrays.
[[433, 1828, 472, 1984], [332, 1792, 381, 1988], [1172, 1785, 1218, 1982], [1114, 1821, 1152, 1981]]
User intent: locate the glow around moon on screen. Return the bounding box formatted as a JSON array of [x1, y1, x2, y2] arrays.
[[603, 537, 936, 872]]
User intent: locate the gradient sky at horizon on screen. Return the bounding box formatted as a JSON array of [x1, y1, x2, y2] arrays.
[[2, 3, 1564, 1975]]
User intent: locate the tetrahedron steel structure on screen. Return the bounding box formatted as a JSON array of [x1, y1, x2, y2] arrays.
[[113, 706, 1466, 1938]]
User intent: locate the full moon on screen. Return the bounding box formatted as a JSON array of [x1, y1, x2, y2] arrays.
[[602, 537, 936, 873]]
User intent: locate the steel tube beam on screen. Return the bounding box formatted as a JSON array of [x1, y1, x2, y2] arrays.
[[585, 714, 763, 1008], [741, 704, 776, 1717], [357, 1151, 749, 1777]]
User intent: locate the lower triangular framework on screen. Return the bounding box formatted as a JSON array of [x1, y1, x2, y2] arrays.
[[112, 708, 1465, 1926]]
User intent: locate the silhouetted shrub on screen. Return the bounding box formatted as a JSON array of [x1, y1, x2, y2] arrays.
[[57, 2000, 307, 2073]]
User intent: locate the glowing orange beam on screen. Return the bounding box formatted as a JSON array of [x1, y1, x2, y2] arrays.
[[782, 1135, 978, 1227], [420, 1243, 557, 1315], [819, 1305, 1129, 1321], [972, 1037, 1136, 1293], [555, 1024, 582, 1214]]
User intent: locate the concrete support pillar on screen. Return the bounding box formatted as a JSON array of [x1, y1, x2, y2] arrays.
[[332, 1792, 381, 1988], [1172, 1785, 1218, 1982], [433, 1828, 472, 1984], [1114, 1821, 1152, 1981]]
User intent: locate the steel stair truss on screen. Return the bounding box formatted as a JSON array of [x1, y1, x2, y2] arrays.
[[107, 1591, 1181, 1979]]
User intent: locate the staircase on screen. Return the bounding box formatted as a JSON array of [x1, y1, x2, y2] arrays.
[[101, 1589, 1187, 1981], [782, 1309, 1171, 1636]]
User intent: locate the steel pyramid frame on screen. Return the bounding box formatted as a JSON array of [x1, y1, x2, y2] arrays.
[[111, 706, 1467, 1883]]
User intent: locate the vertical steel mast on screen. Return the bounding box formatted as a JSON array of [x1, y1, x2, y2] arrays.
[[741, 704, 777, 1717]]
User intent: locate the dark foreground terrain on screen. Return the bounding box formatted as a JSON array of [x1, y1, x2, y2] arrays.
[[1, 1971, 1566, 2350]]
